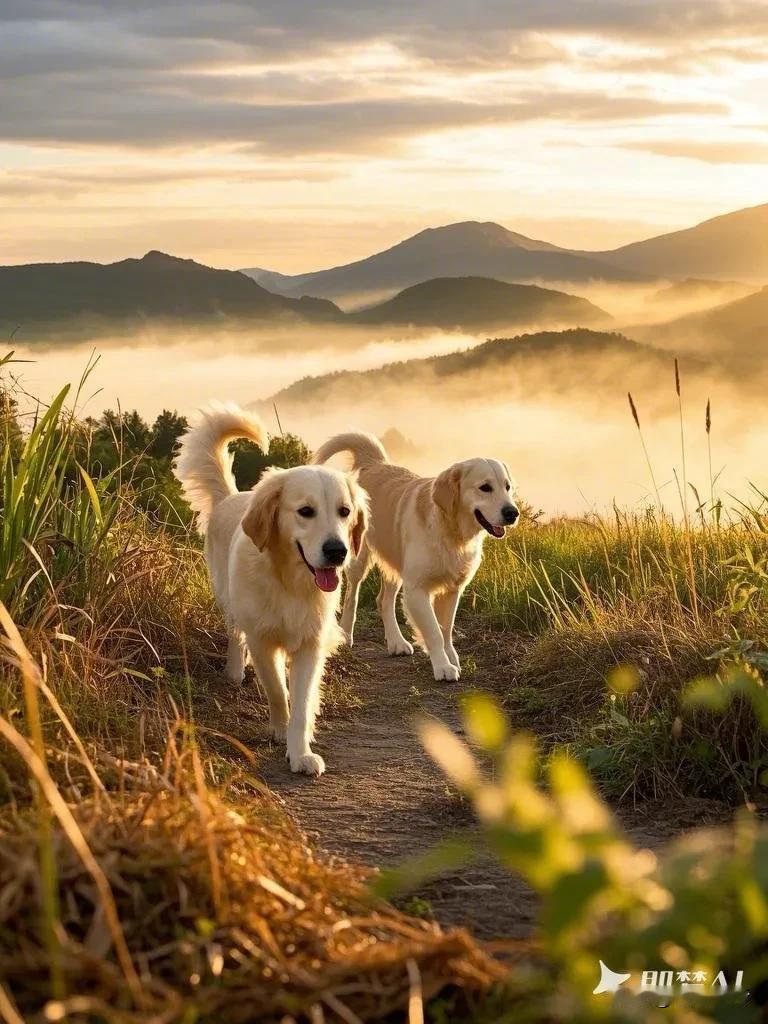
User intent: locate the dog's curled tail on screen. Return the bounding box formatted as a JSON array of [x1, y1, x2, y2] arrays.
[[174, 402, 266, 533], [311, 432, 388, 471]]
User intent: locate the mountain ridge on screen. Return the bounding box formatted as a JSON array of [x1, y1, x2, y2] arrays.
[[641, 283, 768, 360], [265, 328, 695, 412], [241, 203, 768, 303], [0, 250, 345, 335], [592, 202, 768, 282], [241, 221, 646, 304], [0, 255, 614, 340]]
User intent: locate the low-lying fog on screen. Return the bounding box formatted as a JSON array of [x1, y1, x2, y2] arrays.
[[5, 279, 766, 516], [9, 325, 478, 420], [266, 364, 768, 517]]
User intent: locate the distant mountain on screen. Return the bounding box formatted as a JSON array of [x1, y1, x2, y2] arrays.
[[267, 329, 694, 412], [643, 285, 768, 360], [593, 203, 768, 283], [241, 222, 644, 305], [349, 277, 610, 331], [242, 204, 768, 304], [0, 251, 343, 336], [241, 266, 302, 294]]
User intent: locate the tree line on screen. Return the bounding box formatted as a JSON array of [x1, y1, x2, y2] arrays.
[[1, 390, 308, 529]]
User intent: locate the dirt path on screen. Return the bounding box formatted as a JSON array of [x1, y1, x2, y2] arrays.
[[258, 634, 536, 938], [256, 629, 733, 940]]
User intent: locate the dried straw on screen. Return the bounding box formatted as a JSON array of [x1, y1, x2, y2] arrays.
[[0, 622, 508, 1022], [0, 769, 508, 1022]]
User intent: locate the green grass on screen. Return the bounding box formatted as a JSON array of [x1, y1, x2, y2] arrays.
[[471, 509, 768, 631], [459, 508, 768, 800]]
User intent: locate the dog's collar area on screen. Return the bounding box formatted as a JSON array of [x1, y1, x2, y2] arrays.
[[474, 509, 505, 538], [296, 542, 341, 592]]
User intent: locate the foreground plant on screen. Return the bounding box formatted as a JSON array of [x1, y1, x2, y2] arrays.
[[376, 693, 768, 1022]]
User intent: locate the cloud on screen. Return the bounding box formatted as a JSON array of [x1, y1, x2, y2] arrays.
[[619, 140, 768, 164], [5, 2, 768, 75], [0, 165, 341, 200], [0, 67, 728, 154], [0, 1, 754, 157]]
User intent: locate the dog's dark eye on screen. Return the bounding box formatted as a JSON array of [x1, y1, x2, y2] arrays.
[[297, 506, 315, 518], [339, 506, 351, 518], [505, 482, 511, 491], [479, 483, 493, 493]]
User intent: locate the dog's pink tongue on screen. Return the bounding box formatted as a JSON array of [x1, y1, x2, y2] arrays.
[[314, 567, 339, 592], [493, 525, 505, 538]]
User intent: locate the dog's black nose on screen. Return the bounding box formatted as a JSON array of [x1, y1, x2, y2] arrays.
[[502, 504, 519, 525], [322, 538, 347, 565]]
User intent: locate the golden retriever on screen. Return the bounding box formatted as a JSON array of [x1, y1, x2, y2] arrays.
[[175, 405, 368, 775], [313, 433, 518, 681]]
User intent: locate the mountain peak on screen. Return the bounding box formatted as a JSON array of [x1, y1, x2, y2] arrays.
[[423, 221, 511, 240], [411, 221, 562, 253], [139, 250, 193, 266]]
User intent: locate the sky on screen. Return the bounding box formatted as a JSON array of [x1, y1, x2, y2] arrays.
[[2, 0, 768, 272]]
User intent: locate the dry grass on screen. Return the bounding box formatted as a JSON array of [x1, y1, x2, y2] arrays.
[[0, 617, 508, 1023]]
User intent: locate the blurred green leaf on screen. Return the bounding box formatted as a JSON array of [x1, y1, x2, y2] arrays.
[[462, 692, 508, 751]]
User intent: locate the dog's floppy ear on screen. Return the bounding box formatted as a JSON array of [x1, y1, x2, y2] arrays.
[[241, 469, 284, 550], [351, 508, 367, 556], [352, 501, 368, 556], [348, 478, 369, 556], [432, 465, 462, 518]]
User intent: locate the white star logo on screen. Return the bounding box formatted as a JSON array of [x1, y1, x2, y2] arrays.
[[593, 960, 632, 994]]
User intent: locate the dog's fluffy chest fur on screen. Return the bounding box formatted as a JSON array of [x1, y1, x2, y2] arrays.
[[412, 528, 483, 592], [228, 532, 343, 655]]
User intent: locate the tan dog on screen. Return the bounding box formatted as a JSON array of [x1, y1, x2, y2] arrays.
[[175, 405, 368, 775], [312, 434, 518, 681]]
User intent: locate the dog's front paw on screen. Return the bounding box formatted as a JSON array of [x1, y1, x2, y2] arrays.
[[432, 658, 460, 682], [289, 751, 326, 776], [446, 645, 460, 670], [387, 637, 414, 656]]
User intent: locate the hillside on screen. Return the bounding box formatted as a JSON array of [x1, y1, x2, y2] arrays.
[[349, 277, 610, 330], [268, 329, 695, 411], [241, 222, 644, 304], [593, 203, 768, 282], [644, 284, 768, 359], [653, 278, 752, 302], [242, 204, 768, 303], [0, 251, 343, 334]]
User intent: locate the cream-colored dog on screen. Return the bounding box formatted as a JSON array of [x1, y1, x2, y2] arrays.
[[175, 405, 368, 775], [312, 434, 518, 681]]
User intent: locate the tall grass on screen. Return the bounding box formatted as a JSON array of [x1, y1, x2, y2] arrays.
[[1, 383, 114, 613], [472, 507, 768, 634], [0, 364, 224, 762]]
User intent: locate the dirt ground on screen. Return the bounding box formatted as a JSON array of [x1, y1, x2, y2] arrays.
[[247, 626, 735, 941]]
